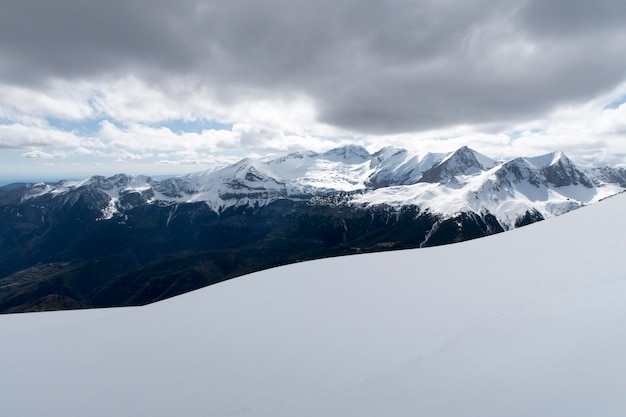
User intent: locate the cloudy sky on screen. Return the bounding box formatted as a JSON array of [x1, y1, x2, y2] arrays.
[[1, 0, 626, 182]]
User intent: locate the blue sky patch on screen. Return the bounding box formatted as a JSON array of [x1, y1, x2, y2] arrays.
[[508, 128, 544, 140], [155, 119, 233, 134], [605, 95, 626, 110], [46, 118, 104, 136]]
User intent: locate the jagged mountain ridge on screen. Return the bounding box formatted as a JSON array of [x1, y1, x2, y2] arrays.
[[13, 145, 624, 228], [353, 148, 619, 228]]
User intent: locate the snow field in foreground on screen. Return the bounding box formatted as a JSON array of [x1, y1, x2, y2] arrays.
[[1, 193, 625, 417]]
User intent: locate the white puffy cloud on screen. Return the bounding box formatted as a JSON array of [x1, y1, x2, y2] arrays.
[[0, 123, 81, 149], [20, 150, 67, 159], [0, 81, 95, 123]]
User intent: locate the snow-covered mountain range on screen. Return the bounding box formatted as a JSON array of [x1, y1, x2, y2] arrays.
[[2, 192, 625, 417], [2, 145, 625, 313], [17, 145, 626, 229]]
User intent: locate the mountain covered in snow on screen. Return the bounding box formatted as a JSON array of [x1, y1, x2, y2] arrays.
[[2, 192, 625, 417], [1, 145, 625, 313], [13, 144, 626, 227]]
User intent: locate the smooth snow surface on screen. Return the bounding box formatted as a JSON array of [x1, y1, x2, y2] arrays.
[[2, 193, 626, 417]]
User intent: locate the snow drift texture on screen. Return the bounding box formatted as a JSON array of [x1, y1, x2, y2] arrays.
[[1, 193, 626, 417]]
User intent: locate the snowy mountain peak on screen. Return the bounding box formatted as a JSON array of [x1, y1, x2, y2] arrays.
[[419, 146, 494, 183], [526, 150, 568, 169], [372, 146, 406, 161], [322, 144, 372, 161], [550, 150, 566, 165], [19, 174, 155, 205], [584, 166, 626, 188], [366, 148, 445, 188], [442, 146, 495, 169], [86, 173, 153, 191], [495, 157, 545, 187], [524, 151, 593, 188], [265, 150, 319, 165], [230, 158, 276, 180], [463, 146, 497, 170]]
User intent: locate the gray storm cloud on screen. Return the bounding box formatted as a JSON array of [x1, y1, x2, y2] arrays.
[[1, 0, 625, 134]]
